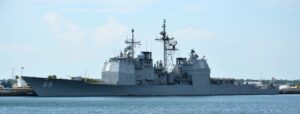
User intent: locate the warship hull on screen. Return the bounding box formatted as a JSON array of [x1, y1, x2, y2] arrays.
[[22, 76, 278, 97], [20, 20, 280, 97]]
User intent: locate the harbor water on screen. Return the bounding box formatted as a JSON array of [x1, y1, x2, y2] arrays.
[[0, 95, 299, 114]]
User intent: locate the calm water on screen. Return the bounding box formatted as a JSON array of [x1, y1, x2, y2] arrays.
[[0, 95, 299, 114]]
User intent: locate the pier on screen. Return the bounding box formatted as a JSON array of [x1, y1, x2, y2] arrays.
[[0, 88, 36, 96]]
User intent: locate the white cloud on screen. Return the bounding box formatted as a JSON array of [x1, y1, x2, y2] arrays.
[[44, 13, 87, 43], [94, 18, 129, 46], [174, 27, 217, 41], [43, 13, 130, 47]]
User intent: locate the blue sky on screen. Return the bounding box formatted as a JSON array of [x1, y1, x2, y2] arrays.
[[0, 0, 299, 80]]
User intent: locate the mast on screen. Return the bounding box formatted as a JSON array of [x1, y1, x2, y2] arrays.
[[125, 29, 141, 59], [155, 19, 178, 71]]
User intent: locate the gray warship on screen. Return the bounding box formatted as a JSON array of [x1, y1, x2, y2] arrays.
[[22, 20, 278, 96]]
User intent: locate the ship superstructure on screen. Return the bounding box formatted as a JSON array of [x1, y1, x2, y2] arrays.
[[101, 19, 211, 87], [22, 20, 278, 96]]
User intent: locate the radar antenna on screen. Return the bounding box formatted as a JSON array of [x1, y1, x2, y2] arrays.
[[155, 19, 178, 72], [125, 29, 141, 59]]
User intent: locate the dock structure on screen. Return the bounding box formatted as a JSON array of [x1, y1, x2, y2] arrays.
[[0, 88, 36, 96]]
